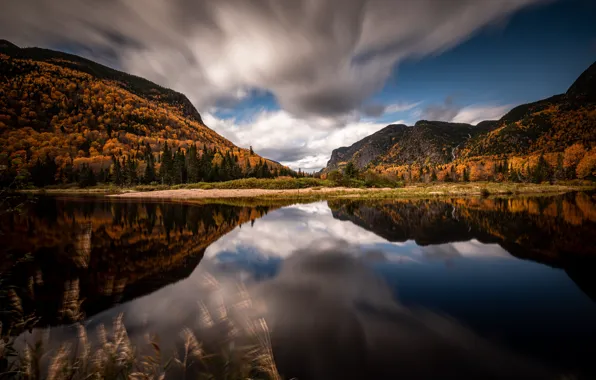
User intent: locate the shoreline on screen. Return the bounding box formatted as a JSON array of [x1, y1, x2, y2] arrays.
[[18, 182, 596, 202], [101, 182, 595, 200]]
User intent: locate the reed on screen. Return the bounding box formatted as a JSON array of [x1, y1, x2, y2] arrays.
[[0, 276, 282, 380]]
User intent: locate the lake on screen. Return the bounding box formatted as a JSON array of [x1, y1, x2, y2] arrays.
[[1, 194, 595, 379]]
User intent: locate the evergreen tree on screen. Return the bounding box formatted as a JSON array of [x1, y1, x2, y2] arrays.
[[122, 156, 137, 186], [187, 144, 200, 183], [531, 154, 552, 184], [229, 152, 242, 179], [554, 153, 565, 182], [111, 155, 123, 185], [462, 167, 470, 182], [159, 142, 174, 185], [31, 158, 44, 187], [97, 164, 108, 183], [262, 162, 271, 178], [143, 143, 156, 184], [78, 164, 96, 188], [200, 146, 215, 181], [60, 158, 73, 184], [344, 161, 358, 179], [244, 159, 252, 177], [172, 148, 187, 184], [31, 155, 58, 187], [508, 165, 520, 182]]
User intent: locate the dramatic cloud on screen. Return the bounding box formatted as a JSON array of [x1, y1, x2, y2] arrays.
[[421, 96, 462, 121], [452, 104, 512, 124], [420, 98, 512, 125], [204, 110, 405, 170], [1, 0, 544, 167], [1, 0, 546, 118]]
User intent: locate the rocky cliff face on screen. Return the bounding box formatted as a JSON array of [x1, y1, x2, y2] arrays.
[[324, 121, 495, 172], [326, 124, 407, 171]]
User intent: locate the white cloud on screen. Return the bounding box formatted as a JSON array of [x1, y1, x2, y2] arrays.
[[205, 201, 401, 259], [452, 104, 512, 125], [385, 101, 423, 114], [203, 110, 395, 170]]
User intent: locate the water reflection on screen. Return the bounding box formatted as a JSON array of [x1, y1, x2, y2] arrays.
[[0, 197, 274, 329], [1, 193, 596, 378]]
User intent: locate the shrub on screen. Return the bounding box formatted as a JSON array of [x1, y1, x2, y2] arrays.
[[363, 170, 403, 188]]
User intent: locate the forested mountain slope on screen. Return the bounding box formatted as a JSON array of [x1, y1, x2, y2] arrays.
[[0, 40, 290, 187], [324, 61, 596, 183]]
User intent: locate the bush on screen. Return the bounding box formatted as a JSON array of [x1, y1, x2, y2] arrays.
[[362, 171, 403, 188], [181, 177, 334, 190], [326, 170, 343, 182]]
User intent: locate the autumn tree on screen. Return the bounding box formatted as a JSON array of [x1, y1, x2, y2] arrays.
[[563, 143, 587, 179], [576, 150, 596, 180]]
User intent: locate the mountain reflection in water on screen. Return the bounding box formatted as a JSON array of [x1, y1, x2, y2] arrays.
[[1, 193, 595, 378]]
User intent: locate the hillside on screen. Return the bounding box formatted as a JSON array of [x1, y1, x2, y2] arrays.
[[324, 61, 596, 183], [0, 41, 290, 187]]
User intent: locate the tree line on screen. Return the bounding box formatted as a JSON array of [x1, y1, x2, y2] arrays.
[[19, 142, 296, 188], [332, 148, 595, 186]]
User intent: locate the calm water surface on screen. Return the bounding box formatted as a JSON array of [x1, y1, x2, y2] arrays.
[[1, 194, 595, 378]]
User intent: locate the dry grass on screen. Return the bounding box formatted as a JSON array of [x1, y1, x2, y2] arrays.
[[0, 276, 281, 380], [20, 180, 595, 201], [108, 182, 596, 205]]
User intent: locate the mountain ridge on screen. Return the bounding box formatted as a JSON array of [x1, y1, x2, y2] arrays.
[[323, 60, 596, 182], [0, 40, 291, 186]]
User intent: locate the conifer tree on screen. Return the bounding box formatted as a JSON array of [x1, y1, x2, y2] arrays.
[[462, 167, 470, 182], [111, 155, 123, 185], [531, 154, 552, 183], [173, 148, 187, 184], [159, 142, 174, 185], [554, 153, 565, 182], [143, 143, 156, 184], [187, 144, 200, 183]]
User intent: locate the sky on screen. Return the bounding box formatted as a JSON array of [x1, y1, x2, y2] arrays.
[[2, 0, 595, 171]]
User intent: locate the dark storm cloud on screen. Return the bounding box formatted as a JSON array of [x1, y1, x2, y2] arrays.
[[421, 96, 463, 121], [0, 0, 548, 120]]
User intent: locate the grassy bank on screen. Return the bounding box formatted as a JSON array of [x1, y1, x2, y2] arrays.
[[18, 179, 596, 201]]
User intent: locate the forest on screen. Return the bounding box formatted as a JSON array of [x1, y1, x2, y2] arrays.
[[0, 47, 292, 188]]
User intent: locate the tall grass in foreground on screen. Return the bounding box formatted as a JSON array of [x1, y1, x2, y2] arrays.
[[0, 277, 281, 380]]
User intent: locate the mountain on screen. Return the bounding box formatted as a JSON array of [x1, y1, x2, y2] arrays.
[[323, 61, 596, 182], [326, 124, 408, 170], [0, 41, 289, 186]]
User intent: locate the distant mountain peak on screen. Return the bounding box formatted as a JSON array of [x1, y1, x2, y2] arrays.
[[323, 60, 596, 176], [567, 61, 596, 102], [0, 39, 19, 49]]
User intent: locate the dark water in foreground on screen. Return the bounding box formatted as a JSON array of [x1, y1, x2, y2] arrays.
[[1, 194, 596, 378]]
